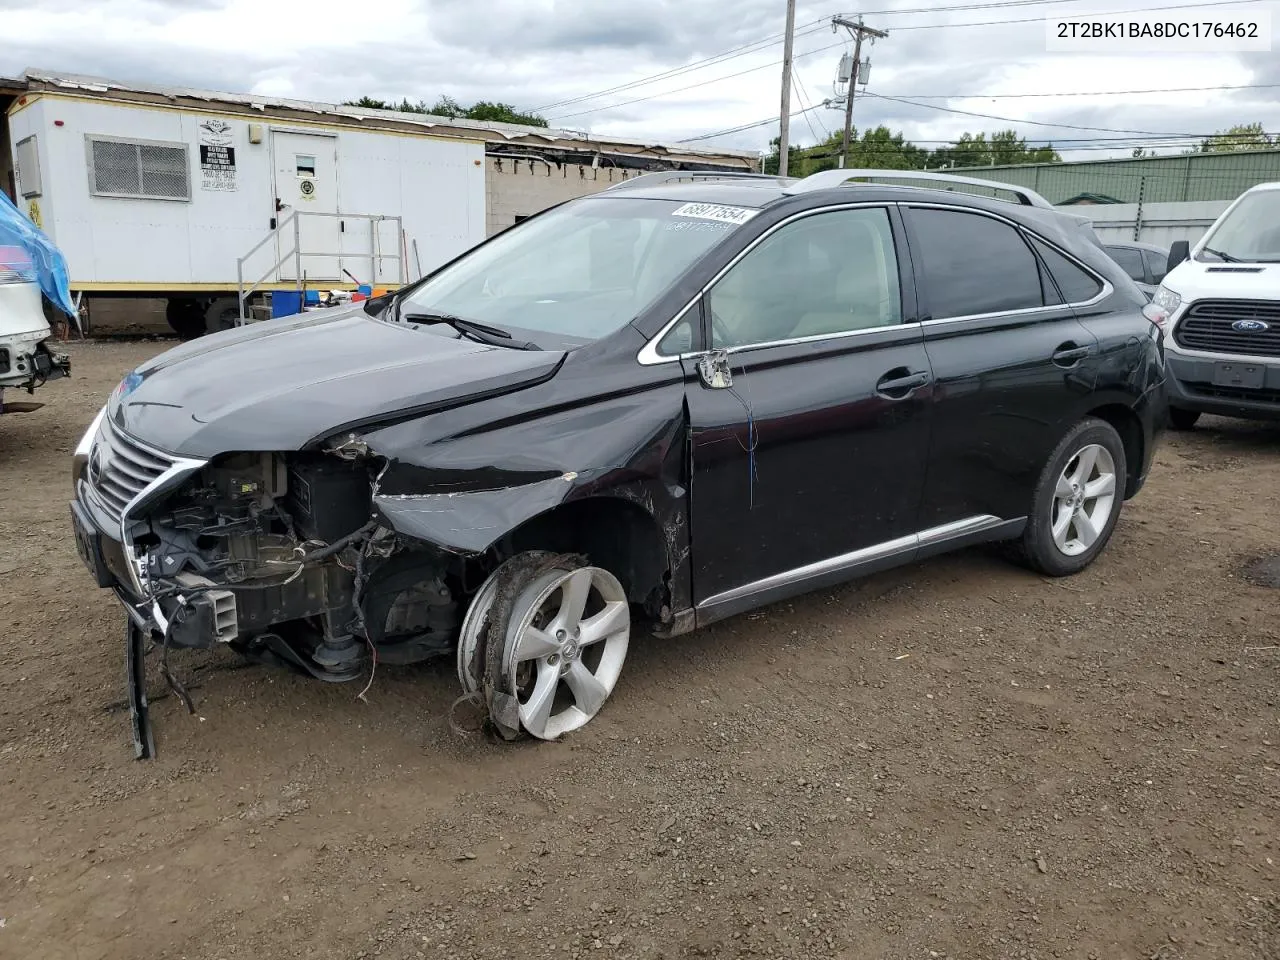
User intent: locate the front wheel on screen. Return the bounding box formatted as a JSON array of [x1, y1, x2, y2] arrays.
[[1013, 418, 1128, 577], [1168, 406, 1201, 431], [457, 553, 631, 740]]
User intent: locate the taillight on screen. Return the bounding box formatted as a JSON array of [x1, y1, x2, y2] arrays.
[[0, 245, 35, 285]]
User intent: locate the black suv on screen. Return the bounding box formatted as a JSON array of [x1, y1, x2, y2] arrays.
[[70, 169, 1167, 748]]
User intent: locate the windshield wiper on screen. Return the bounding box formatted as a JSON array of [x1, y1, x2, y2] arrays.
[[1203, 246, 1243, 263], [403, 312, 541, 350]]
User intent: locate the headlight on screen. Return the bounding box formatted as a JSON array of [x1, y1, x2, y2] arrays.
[[72, 404, 106, 493], [1151, 285, 1182, 315]]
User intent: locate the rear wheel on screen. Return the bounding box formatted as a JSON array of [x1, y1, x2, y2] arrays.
[[1012, 418, 1127, 577], [1168, 406, 1201, 431], [165, 298, 205, 340], [204, 296, 242, 334]]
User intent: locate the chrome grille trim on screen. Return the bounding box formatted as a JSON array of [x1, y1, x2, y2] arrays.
[[1174, 300, 1280, 359], [83, 415, 208, 599]]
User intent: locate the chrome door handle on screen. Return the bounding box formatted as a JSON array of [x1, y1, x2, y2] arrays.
[[876, 370, 930, 399]]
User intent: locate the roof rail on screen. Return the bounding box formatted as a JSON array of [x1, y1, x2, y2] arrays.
[[605, 170, 795, 192], [781, 168, 1053, 208]]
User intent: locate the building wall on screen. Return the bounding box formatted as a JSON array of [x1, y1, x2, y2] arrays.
[[1075, 200, 1232, 246], [8, 93, 484, 289], [485, 158, 642, 236]]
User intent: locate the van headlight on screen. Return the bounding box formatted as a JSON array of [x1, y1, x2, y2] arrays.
[[1151, 285, 1182, 315]]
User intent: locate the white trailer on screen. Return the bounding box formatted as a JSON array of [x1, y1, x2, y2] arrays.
[[7, 77, 486, 336]]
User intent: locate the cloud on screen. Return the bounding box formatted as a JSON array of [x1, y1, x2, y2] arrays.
[[2, 0, 1277, 158]]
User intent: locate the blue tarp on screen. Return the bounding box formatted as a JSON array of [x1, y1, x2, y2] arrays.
[[0, 191, 76, 317]]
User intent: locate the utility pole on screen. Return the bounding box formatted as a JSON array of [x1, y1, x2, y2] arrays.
[[778, 0, 798, 177], [832, 16, 888, 168]]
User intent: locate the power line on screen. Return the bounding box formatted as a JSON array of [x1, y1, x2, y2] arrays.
[[532, 0, 1108, 114], [547, 37, 846, 121], [549, 0, 1268, 123], [890, 0, 1264, 29], [795, 72, 830, 138], [862, 91, 1214, 136], [679, 103, 830, 142], [868, 82, 1280, 99], [533, 19, 830, 113]]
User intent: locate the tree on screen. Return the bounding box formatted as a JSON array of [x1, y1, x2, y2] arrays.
[[1197, 122, 1274, 152], [764, 126, 928, 174], [930, 130, 1060, 168], [343, 95, 548, 127]]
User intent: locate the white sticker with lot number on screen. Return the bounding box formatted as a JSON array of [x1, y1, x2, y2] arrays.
[[671, 202, 758, 226]]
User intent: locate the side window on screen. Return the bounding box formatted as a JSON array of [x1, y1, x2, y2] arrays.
[[656, 314, 696, 356], [1106, 245, 1146, 282], [908, 208, 1042, 319], [1143, 248, 1168, 284], [709, 207, 901, 349], [1030, 237, 1104, 303]]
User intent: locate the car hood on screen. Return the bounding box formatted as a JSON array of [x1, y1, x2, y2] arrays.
[[108, 306, 565, 458], [1165, 261, 1280, 300]]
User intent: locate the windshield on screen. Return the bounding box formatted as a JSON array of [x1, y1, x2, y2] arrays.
[[1198, 189, 1280, 263], [401, 196, 753, 340]]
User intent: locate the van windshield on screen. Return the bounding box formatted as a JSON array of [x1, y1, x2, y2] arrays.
[[400, 196, 754, 341], [1198, 189, 1280, 263]]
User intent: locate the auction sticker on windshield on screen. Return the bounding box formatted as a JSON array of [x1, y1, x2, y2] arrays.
[[671, 203, 758, 226]]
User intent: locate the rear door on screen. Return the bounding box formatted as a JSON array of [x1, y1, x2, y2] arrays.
[[903, 204, 1102, 529]]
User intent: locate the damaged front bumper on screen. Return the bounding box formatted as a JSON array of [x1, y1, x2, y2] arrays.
[[0, 330, 70, 395]]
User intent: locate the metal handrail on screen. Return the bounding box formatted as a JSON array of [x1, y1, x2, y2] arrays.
[[235, 211, 406, 324], [781, 168, 1054, 208]]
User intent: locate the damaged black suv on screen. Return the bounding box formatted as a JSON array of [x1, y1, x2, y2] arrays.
[[70, 169, 1167, 747]]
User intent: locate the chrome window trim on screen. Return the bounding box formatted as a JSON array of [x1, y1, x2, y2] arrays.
[[637, 200, 1115, 366], [698, 514, 1006, 611], [899, 202, 1114, 317], [637, 201, 897, 366]]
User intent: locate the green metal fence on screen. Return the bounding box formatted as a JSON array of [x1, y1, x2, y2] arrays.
[[957, 150, 1280, 205]]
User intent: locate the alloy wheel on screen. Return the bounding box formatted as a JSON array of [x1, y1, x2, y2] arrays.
[[503, 566, 630, 740], [1050, 443, 1117, 557]]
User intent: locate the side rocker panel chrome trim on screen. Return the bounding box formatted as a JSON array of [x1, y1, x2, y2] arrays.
[[695, 514, 1012, 623]]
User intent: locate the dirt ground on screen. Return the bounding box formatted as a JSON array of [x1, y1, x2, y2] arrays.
[[1, 340, 1276, 960]]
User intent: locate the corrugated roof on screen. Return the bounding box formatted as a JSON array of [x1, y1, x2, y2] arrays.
[[16, 69, 758, 167]]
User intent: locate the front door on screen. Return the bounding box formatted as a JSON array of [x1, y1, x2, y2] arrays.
[[684, 205, 934, 620], [272, 131, 340, 281], [903, 204, 1103, 529]]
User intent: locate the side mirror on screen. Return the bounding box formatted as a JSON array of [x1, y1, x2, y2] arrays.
[[1167, 240, 1190, 274], [696, 350, 733, 390]]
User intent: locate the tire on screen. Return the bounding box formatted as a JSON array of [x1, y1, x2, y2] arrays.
[[1012, 417, 1128, 577], [456, 552, 631, 740], [204, 296, 242, 334], [1168, 406, 1201, 431], [165, 298, 206, 340]]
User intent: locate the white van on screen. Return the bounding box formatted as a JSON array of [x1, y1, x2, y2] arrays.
[[1152, 182, 1280, 429], [0, 244, 70, 409]]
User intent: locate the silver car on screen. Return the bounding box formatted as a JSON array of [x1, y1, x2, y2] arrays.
[[1103, 240, 1171, 299]]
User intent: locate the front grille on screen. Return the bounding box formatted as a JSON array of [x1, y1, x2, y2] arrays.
[[1174, 300, 1280, 357], [88, 418, 177, 521], [0, 348, 8, 374], [1187, 383, 1280, 405]]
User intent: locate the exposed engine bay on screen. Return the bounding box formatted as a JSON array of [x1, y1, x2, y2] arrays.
[[137, 449, 462, 682]]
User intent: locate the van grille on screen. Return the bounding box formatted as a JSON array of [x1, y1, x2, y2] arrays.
[[87, 418, 177, 522], [1174, 300, 1280, 358]]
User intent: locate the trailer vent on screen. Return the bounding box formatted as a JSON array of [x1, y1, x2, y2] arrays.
[[86, 136, 191, 201]]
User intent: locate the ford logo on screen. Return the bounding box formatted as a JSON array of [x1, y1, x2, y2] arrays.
[[1232, 318, 1270, 332]]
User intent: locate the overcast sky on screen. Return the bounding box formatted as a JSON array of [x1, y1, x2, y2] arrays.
[[3, 0, 1278, 160]]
